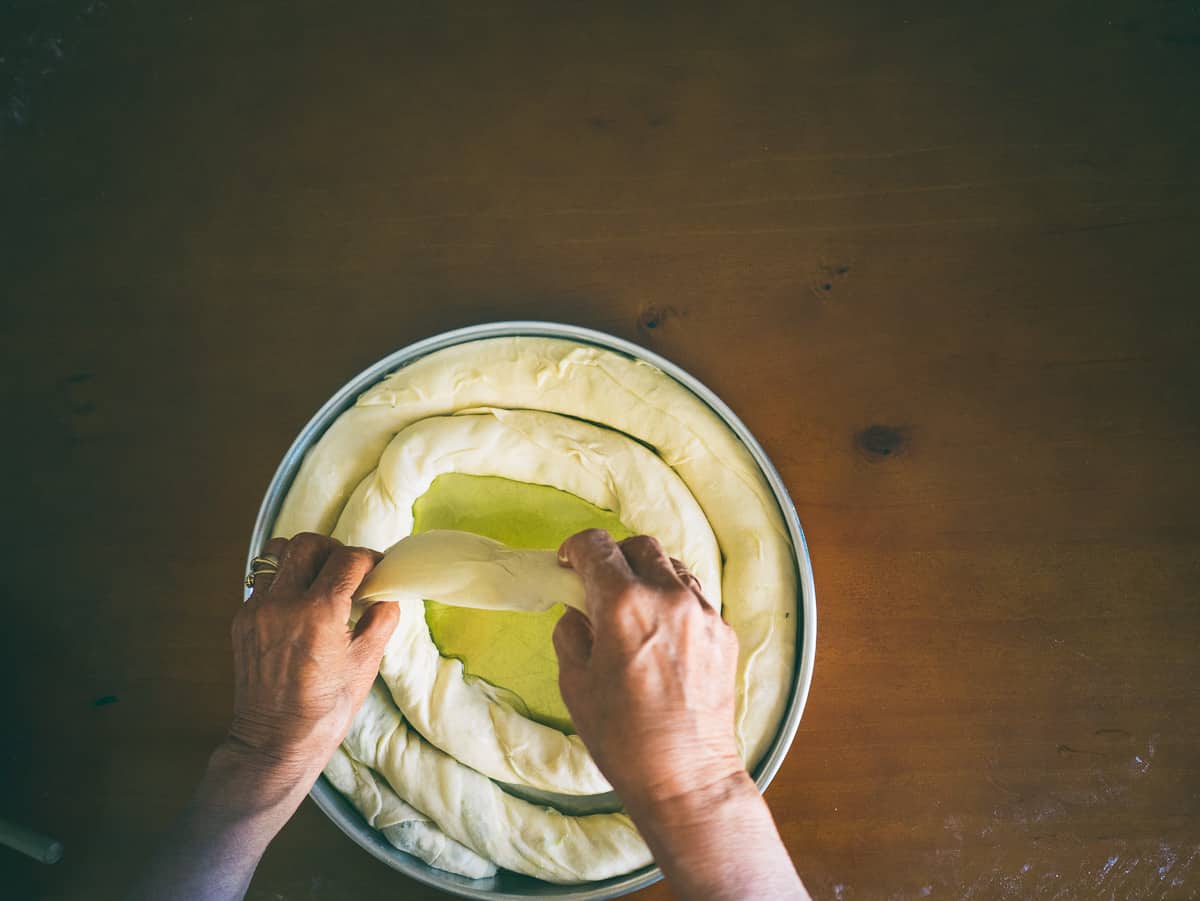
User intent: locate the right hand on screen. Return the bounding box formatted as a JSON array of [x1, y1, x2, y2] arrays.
[[553, 529, 745, 807]]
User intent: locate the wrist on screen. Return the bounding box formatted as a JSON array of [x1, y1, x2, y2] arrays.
[[131, 742, 310, 901], [624, 769, 807, 901], [625, 765, 757, 834], [612, 743, 748, 818], [199, 739, 315, 825]]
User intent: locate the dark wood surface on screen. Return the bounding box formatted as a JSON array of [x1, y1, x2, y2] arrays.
[[3, 2, 1198, 898]]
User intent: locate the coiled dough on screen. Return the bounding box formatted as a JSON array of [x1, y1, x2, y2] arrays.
[[272, 336, 797, 881], [343, 684, 653, 883], [331, 408, 720, 795], [324, 746, 497, 880]]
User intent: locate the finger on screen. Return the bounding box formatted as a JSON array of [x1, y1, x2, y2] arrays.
[[349, 601, 400, 673], [271, 532, 337, 599], [558, 529, 635, 612], [671, 557, 716, 611], [246, 537, 288, 605], [552, 607, 594, 671], [619, 535, 684, 589], [669, 557, 701, 591], [310, 545, 381, 621]]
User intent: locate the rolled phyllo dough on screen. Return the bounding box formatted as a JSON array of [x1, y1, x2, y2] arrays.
[[270, 336, 797, 882], [343, 684, 653, 883], [324, 746, 497, 880]]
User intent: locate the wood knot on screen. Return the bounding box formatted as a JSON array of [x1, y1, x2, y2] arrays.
[[637, 304, 677, 332], [856, 425, 908, 461]]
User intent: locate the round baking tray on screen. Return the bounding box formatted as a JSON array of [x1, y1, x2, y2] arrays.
[[246, 321, 818, 900]]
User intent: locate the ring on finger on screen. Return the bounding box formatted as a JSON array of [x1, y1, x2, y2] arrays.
[[244, 553, 282, 588], [671, 561, 703, 594]]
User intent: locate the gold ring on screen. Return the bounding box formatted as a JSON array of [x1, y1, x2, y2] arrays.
[[671, 561, 704, 595], [245, 553, 282, 589], [252, 554, 282, 571]]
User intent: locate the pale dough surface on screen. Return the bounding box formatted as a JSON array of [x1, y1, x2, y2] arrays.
[[324, 746, 497, 879], [344, 684, 653, 883], [273, 336, 797, 881], [359, 530, 588, 613]]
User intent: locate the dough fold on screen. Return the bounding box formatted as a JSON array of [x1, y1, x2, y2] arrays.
[[358, 530, 586, 614], [343, 684, 653, 884], [324, 747, 497, 879]]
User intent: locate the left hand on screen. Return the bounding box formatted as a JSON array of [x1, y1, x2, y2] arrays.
[[132, 534, 398, 901], [224, 532, 399, 804]]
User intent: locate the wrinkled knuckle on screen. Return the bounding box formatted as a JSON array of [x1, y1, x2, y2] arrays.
[[343, 545, 379, 570], [318, 531, 343, 549], [288, 531, 327, 555], [326, 545, 359, 571], [565, 528, 603, 555], [315, 547, 369, 593], [622, 534, 658, 553], [573, 525, 614, 554], [561, 529, 597, 561]]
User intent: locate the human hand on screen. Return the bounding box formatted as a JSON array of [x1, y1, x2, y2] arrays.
[[133, 534, 400, 901], [553, 529, 745, 809], [553, 530, 807, 900], [224, 532, 399, 806]]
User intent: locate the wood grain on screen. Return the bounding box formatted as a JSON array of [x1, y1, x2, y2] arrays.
[[2, 1, 1198, 898]]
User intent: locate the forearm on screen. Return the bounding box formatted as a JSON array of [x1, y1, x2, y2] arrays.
[[131, 744, 311, 901], [626, 771, 808, 901]]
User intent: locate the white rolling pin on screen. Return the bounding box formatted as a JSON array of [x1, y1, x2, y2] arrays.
[[0, 817, 64, 864]]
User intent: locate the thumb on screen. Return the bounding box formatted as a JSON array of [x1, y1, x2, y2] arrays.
[[349, 601, 400, 673], [552, 607, 594, 672]]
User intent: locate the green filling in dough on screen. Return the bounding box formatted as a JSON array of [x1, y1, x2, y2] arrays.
[[412, 473, 633, 733]]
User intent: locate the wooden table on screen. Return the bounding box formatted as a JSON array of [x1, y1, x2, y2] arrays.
[[3, 2, 1198, 898]]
